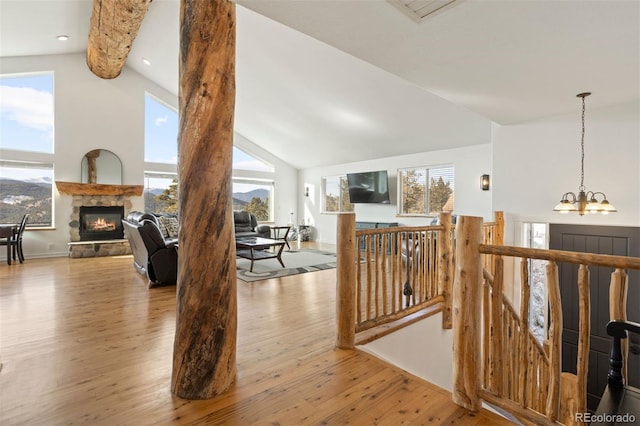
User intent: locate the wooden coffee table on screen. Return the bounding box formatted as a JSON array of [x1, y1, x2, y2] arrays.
[[235, 237, 286, 272]]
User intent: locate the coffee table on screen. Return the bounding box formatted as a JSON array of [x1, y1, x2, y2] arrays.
[[235, 237, 286, 272]]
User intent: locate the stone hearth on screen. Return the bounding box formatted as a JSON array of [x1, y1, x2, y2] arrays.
[[67, 194, 133, 258]]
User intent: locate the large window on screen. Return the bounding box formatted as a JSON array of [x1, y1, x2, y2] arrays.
[[398, 165, 454, 216], [144, 94, 178, 164], [0, 161, 53, 227], [1, 72, 55, 227], [232, 178, 273, 221], [144, 93, 178, 214], [144, 172, 178, 214], [143, 94, 277, 221], [322, 175, 354, 213], [232, 147, 275, 222]]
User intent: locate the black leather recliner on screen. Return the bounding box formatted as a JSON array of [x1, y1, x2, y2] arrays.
[[122, 211, 178, 287]]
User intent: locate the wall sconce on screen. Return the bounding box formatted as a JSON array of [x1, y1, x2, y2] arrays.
[[305, 187, 309, 197], [481, 174, 490, 191]]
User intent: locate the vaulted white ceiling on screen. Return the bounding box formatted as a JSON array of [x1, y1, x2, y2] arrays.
[[1, 0, 638, 169]]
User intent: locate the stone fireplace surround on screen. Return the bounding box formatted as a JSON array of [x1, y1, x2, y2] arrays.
[[56, 182, 143, 258]]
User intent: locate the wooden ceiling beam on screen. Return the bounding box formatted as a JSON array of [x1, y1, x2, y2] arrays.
[[86, 0, 152, 79]]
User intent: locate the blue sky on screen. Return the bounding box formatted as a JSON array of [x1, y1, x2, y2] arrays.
[[0, 73, 54, 154], [1, 75, 272, 188]]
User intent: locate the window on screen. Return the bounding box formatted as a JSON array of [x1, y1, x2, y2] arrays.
[[143, 94, 277, 221], [0, 161, 54, 227], [144, 172, 178, 214], [144, 93, 178, 214], [0, 73, 54, 154], [1, 72, 55, 227], [232, 179, 273, 221], [523, 223, 548, 343], [322, 175, 354, 213], [144, 93, 178, 164], [398, 165, 454, 216]]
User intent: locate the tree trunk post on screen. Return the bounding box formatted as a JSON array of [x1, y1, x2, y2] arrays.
[[452, 215, 483, 411], [171, 0, 237, 400], [336, 213, 357, 349]]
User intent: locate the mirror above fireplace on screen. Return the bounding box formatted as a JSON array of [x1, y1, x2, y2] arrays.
[[81, 149, 122, 184]]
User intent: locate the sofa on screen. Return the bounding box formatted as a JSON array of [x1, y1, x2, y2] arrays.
[[122, 211, 178, 287], [234, 211, 270, 239]]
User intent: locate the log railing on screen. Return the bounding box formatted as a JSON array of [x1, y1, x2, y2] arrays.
[[453, 216, 640, 425], [336, 212, 503, 349]]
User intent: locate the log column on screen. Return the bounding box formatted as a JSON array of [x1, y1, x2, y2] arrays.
[[452, 215, 482, 411], [171, 0, 237, 400], [336, 213, 357, 349]]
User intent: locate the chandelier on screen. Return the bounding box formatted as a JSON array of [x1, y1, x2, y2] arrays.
[[553, 92, 616, 215]]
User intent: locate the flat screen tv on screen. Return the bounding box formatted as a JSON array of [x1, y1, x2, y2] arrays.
[[346, 170, 390, 204]]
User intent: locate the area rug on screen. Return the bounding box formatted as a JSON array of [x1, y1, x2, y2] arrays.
[[236, 248, 336, 282]]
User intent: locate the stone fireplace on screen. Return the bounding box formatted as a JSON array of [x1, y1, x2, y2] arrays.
[[56, 181, 143, 258]]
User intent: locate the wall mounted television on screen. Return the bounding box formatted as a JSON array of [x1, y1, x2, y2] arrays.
[[346, 170, 390, 204]]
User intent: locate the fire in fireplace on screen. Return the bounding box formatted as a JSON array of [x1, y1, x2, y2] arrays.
[[79, 206, 125, 241]]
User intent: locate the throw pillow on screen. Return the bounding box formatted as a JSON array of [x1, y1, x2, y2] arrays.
[[156, 217, 170, 238], [158, 216, 179, 238]]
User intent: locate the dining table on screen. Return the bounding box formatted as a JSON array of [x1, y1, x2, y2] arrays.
[[0, 224, 17, 265]]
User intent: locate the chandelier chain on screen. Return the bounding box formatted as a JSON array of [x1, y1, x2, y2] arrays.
[[579, 94, 585, 191]]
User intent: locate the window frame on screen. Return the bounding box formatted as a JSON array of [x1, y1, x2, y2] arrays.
[[397, 164, 455, 217], [0, 159, 55, 228], [1, 72, 56, 229], [321, 175, 354, 214]]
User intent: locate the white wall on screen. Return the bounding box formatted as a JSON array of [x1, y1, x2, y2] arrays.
[[493, 100, 640, 245], [299, 143, 493, 244], [1, 53, 298, 258], [361, 315, 454, 391]]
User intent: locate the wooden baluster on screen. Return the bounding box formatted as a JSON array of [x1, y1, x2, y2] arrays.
[[356, 235, 362, 325], [336, 213, 357, 349], [366, 235, 372, 320], [483, 276, 491, 390], [518, 258, 530, 408], [439, 212, 453, 329], [609, 268, 628, 382], [545, 261, 562, 422], [491, 256, 504, 395], [382, 232, 388, 315], [576, 265, 590, 417]]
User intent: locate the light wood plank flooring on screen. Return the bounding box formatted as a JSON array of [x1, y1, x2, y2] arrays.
[[0, 243, 513, 425]]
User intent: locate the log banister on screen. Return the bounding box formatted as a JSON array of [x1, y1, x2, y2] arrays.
[[480, 245, 640, 269]]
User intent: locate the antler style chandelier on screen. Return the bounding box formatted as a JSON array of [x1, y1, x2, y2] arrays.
[[553, 92, 616, 216]]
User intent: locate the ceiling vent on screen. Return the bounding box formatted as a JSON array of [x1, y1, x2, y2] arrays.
[[387, 0, 466, 23]]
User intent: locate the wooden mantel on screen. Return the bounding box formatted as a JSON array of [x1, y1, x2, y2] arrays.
[[55, 181, 143, 196]]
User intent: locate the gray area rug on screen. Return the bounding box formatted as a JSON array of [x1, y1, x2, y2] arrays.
[[236, 248, 336, 282]]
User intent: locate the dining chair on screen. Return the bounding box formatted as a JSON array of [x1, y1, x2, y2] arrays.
[[0, 214, 29, 264]]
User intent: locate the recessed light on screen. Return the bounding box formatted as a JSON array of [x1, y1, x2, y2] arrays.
[[56, 35, 69, 41], [142, 57, 152, 66]]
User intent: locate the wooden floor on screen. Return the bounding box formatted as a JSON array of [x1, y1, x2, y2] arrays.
[[0, 242, 513, 425]]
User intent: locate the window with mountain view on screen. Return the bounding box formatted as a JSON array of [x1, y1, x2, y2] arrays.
[[231, 148, 274, 221], [0, 72, 55, 227], [232, 179, 273, 222], [144, 172, 178, 214], [398, 165, 454, 216]]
